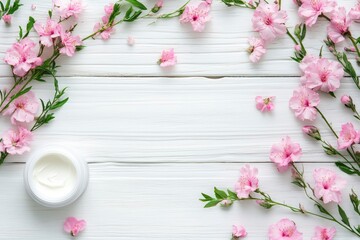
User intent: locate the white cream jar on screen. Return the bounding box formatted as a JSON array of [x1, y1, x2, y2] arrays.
[[24, 146, 88, 208]]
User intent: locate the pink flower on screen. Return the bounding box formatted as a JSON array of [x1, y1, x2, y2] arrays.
[[53, 0, 83, 19], [269, 136, 302, 172], [299, 54, 318, 72], [289, 87, 320, 121], [301, 57, 343, 93], [349, 2, 360, 21], [4, 38, 43, 77], [337, 122, 360, 150], [156, 0, 163, 8], [2, 14, 11, 24], [2, 91, 39, 124], [294, 44, 301, 51], [313, 168, 346, 204], [298, 0, 337, 27], [252, 1, 288, 42], [64, 217, 86, 237], [59, 31, 82, 57], [179, 1, 211, 32], [158, 48, 177, 67], [93, 22, 115, 40], [127, 36, 135, 46], [34, 19, 63, 47], [232, 225, 247, 238], [248, 37, 266, 63], [235, 164, 259, 198], [0, 127, 32, 155], [104, 3, 114, 16], [255, 96, 275, 112], [312, 226, 336, 240], [268, 219, 303, 240], [327, 7, 352, 43]]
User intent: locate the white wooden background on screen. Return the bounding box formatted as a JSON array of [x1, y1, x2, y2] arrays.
[[1, 0, 360, 239]]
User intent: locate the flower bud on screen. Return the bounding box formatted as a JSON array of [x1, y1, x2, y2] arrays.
[[151, 0, 163, 13], [344, 46, 356, 52], [294, 45, 301, 52], [341, 95, 352, 106], [2, 14, 11, 24], [294, 24, 301, 36], [302, 125, 321, 140], [256, 199, 274, 209], [220, 199, 233, 207]]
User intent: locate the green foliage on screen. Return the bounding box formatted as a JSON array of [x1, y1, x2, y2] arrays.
[[0, 0, 22, 16], [18, 16, 35, 39], [350, 190, 360, 216]]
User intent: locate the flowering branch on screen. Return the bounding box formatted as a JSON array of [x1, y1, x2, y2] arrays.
[[0, 0, 22, 24]]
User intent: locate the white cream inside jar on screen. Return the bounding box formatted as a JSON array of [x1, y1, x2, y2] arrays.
[[24, 147, 89, 208], [32, 154, 77, 200]]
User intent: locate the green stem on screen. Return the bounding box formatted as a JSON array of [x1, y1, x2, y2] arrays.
[[348, 35, 360, 58], [286, 29, 299, 45], [315, 107, 338, 137]]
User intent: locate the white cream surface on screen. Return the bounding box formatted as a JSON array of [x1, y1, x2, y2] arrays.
[[32, 154, 77, 200]]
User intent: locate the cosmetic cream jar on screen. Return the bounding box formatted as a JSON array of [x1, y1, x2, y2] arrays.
[[24, 146, 88, 208]]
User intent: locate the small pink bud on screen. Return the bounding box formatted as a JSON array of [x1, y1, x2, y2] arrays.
[[344, 46, 356, 52], [328, 46, 334, 52], [302, 125, 321, 140], [2, 14, 11, 24], [341, 95, 351, 105], [294, 45, 301, 51], [31, 4, 36, 10], [127, 36, 135, 46], [220, 199, 232, 207], [232, 225, 247, 239], [156, 0, 163, 7]]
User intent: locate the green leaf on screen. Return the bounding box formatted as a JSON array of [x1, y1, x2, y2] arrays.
[[124, 9, 142, 22], [10, 86, 32, 101], [108, 3, 121, 24], [23, 16, 35, 38], [48, 10, 52, 18], [201, 193, 213, 201], [315, 203, 330, 216], [0, 1, 5, 12], [335, 162, 357, 175], [349, 189, 360, 215], [214, 187, 227, 199], [18, 26, 23, 39], [328, 91, 336, 98], [338, 205, 350, 226], [227, 189, 238, 200], [300, 24, 306, 41], [204, 200, 220, 208], [5, 0, 10, 10], [125, 0, 147, 10], [49, 97, 69, 110]]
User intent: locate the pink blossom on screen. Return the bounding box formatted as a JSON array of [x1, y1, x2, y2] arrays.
[[158, 48, 177, 67], [270, 136, 302, 172], [289, 87, 320, 121], [337, 122, 360, 150], [220, 199, 232, 207], [127, 36, 135, 46], [268, 218, 303, 240], [156, 0, 164, 8], [2, 91, 39, 124], [312, 226, 336, 240], [59, 31, 82, 57], [313, 168, 346, 204], [104, 3, 114, 16], [53, 0, 83, 19], [4, 38, 43, 77], [255, 96, 275, 112], [340, 95, 351, 105], [302, 125, 321, 140], [232, 225, 247, 238], [298, 0, 337, 27], [179, 1, 211, 32], [248, 37, 266, 63], [300, 57, 344, 93], [93, 22, 115, 40], [294, 44, 301, 51], [235, 164, 259, 198], [0, 127, 32, 155], [327, 7, 352, 43], [349, 2, 360, 21], [299, 54, 318, 72], [31, 4, 37, 10], [64, 217, 86, 237], [2, 14, 11, 24], [34, 19, 63, 47], [252, 1, 288, 42]]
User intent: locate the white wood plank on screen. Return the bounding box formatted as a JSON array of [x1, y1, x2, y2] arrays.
[[0, 0, 359, 77], [0, 162, 358, 239], [2, 77, 359, 163]]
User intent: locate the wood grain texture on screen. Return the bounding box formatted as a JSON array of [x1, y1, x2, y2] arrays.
[[0, 163, 359, 239], [0, 0, 359, 77]]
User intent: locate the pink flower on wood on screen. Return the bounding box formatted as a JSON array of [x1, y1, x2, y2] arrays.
[[300, 57, 343, 93], [235, 164, 259, 198], [0, 127, 32, 155], [59, 31, 82, 57], [2, 14, 11, 24], [255, 96, 275, 112], [327, 7, 352, 44], [179, 1, 211, 32], [349, 2, 360, 21], [311, 226, 336, 240], [270, 136, 302, 172], [313, 168, 346, 204], [2, 90, 39, 124], [298, 0, 337, 27], [4, 38, 43, 77], [158, 48, 177, 67], [337, 122, 360, 150], [232, 225, 247, 238], [248, 37, 266, 63], [34, 19, 63, 47], [64, 217, 86, 237], [268, 218, 303, 240], [252, 1, 288, 42], [289, 87, 320, 121], [53, 0, 83, 19]]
